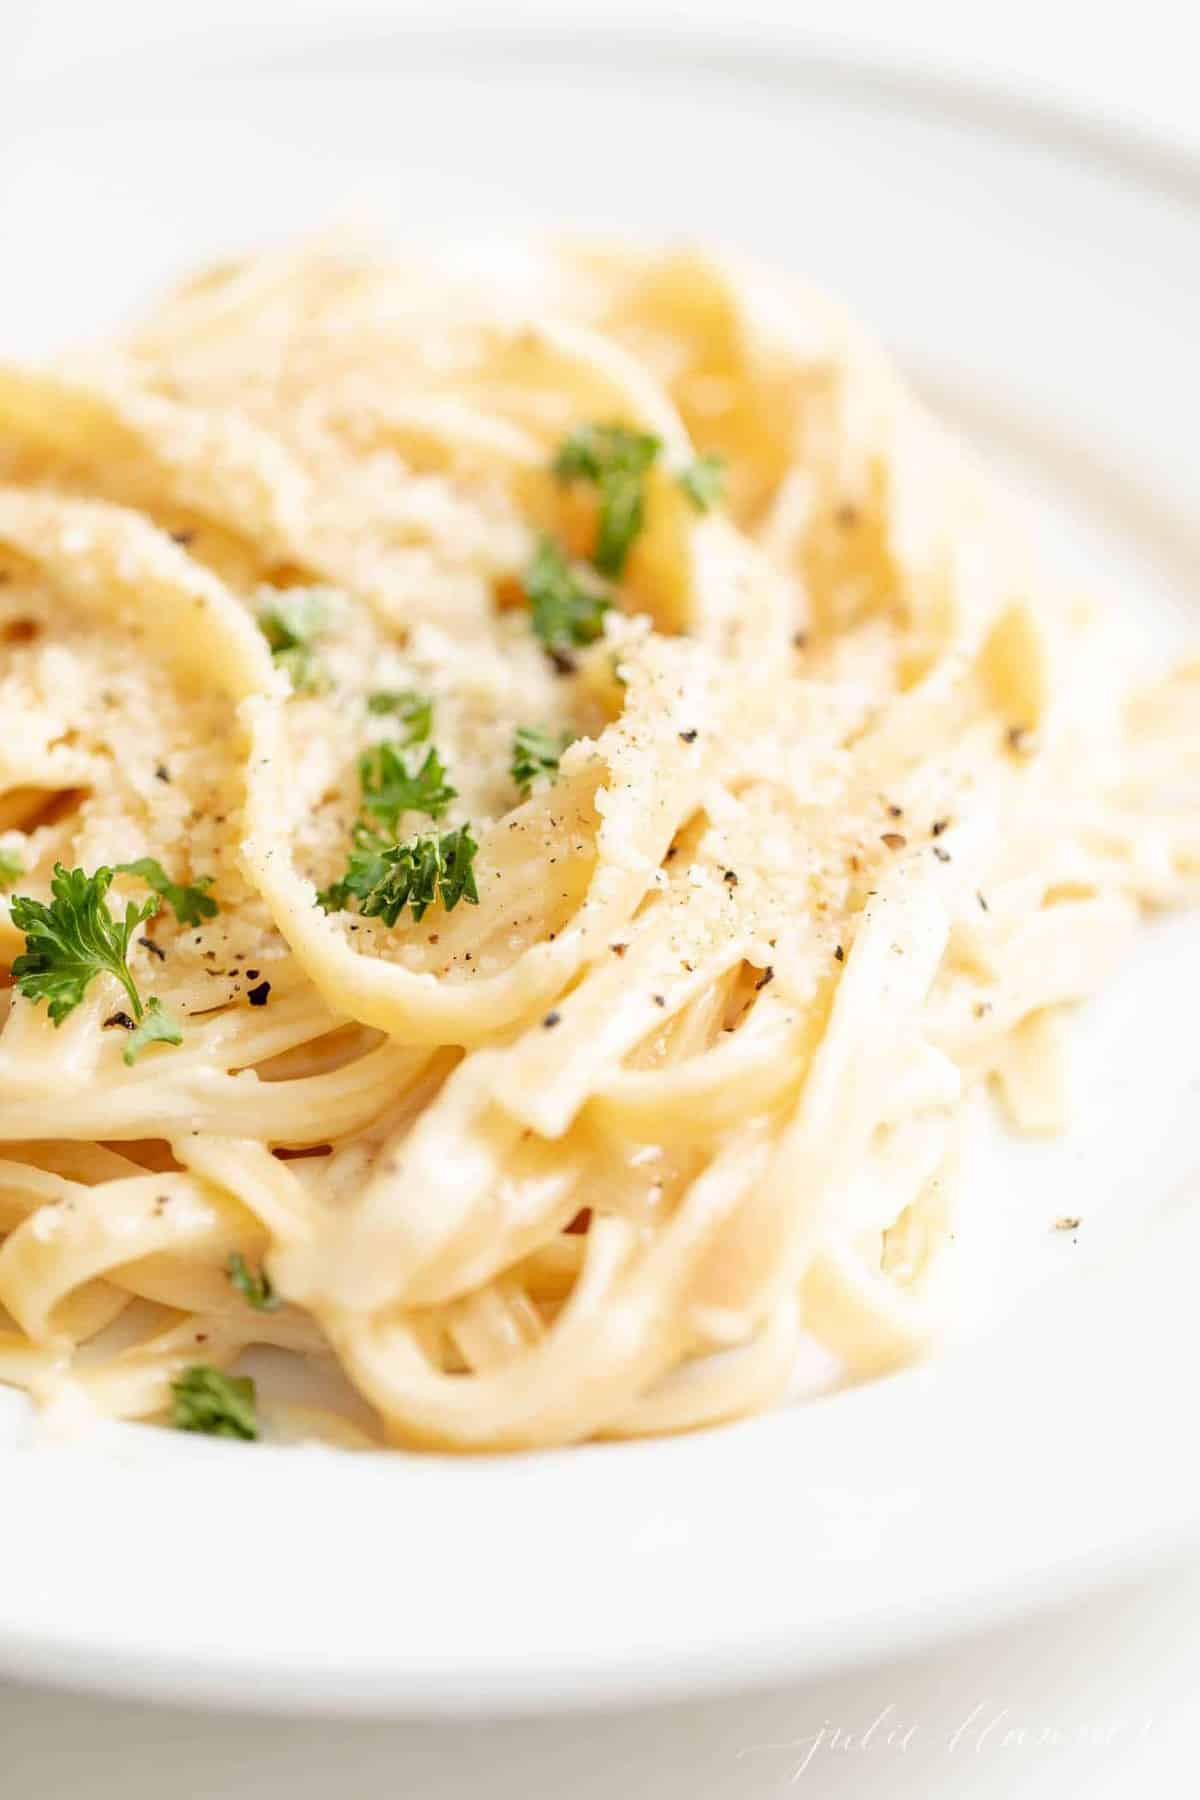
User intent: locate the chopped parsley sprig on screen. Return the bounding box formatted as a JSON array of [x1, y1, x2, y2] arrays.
[[228, 1252, 280, 1312], [526, 427, 726, 661], [524, 536, 612, 657], [319, 728, 478, 928], [115, 856, 218, 928], [359, 742, 456, 833], [9, 864, 183, 1060], [170, 1365, 258, 1440], [122, 996, 183, 1066], [12, 864, 154, 1025], [678, 451, 726, 512], [366, 688, 433, 743], [553, 424, 662, 577], [511, 725, 573, 797], [319, 824, 478, 925], [317, 825, 392, 917], [258, 588, 331, 692]]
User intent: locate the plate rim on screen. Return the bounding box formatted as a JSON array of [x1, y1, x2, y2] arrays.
[[12, 15, 1200, 209]]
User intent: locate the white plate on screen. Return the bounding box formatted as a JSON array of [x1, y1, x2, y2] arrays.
[[1, 23, 1198, 1717]]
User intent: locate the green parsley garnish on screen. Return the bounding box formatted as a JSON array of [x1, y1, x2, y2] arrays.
[[319, 723, 469, 924], [553, 423, 662, 578], [170, 1365, 258, 1440], [10, 864, 160, 1026], [10, 865, 182, 1058], [678, 452, 726, 512], [359, 742, 456, 832], [258, 589, 331, 692], [227, 1252, 280, 1312], [524, 536, 612, 655], [317, 825, 393, 916], [511, 725, 573, 797], [0, 848, 24, 892], [365, 688, 433, 743], [115, 856, 218, 928], [122, 995, 183, 1066], [319, 824, 479, 926]]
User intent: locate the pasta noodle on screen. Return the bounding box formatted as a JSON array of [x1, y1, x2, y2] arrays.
[[0, 239, 1194, 1451]]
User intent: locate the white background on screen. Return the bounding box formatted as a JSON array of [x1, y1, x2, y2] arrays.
[[5, 3, 1200, 1794]]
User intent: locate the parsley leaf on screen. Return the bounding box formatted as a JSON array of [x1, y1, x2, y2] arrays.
[[316, 824, 395, 916], [511, 725, 573, 797], [594, 472, 643, 578], [10, 864, 159, 1025], [115, 857, 218, 928], [365, 688, 433, 743], [553, 423, 661, 486], [359, 833, 444, 925], [170, 1365, 258, 1440], [435, 825, 480, 916], [524, 536, 612, 654], [553, 423, 662, 577], [320, 824, 479, 926], [319, 714, 472, 926], [678, 452, 726, 511], [227, 1251, 280, 1312], [0, 848, 23, 892], [123, 995, 183, 1066], [359, 742, 456, 831], [258, 589, 331, 692]]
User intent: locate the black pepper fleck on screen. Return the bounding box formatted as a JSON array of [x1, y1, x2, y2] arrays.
[[542, 1010, 561, 1028], [247, 981, 271, 1007], [754, 966, 775, 991], [678, 729, 698, 744]]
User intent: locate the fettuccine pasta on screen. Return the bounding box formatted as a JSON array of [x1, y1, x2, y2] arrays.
[[0, 240, 1193, 1450]]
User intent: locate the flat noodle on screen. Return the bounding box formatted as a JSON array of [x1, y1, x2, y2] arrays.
[[0, 239, 1193, 1451]]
